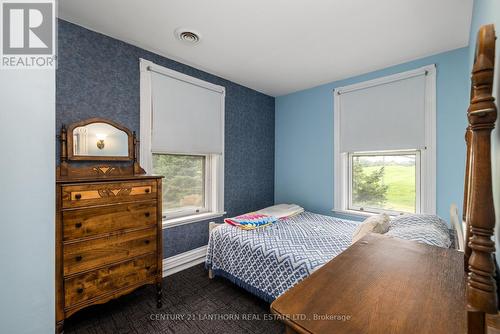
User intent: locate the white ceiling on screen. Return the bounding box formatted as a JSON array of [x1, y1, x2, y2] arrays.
[[59, 0, 473, 97]]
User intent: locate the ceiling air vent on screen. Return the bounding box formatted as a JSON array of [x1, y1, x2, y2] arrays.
[[175, 28, 201, 45]]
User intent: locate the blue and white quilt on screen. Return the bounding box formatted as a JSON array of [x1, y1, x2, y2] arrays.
[[206, 211, 456, 302], [205, 212, 357, 302]]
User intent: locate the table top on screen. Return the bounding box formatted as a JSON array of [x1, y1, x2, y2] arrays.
[[270, 233, 465, 334]]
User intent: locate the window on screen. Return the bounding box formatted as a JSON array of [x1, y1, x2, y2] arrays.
[[349, 151, 419, 215], [152, 154, 207, 219], [140, 59, 225, 227], [334, 65, 436, 216]]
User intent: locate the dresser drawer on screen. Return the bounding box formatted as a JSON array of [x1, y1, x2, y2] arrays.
[[63, 228, 157, 276], [61, 181, 157, 209], [63, 202, 157, 241], [64, 254, 157, 308]]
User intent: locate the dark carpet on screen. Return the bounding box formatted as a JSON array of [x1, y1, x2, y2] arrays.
[[65, 264, 285, 334]]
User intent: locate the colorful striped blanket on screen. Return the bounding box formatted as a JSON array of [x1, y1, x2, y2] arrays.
[[224, 213, 278, 230]]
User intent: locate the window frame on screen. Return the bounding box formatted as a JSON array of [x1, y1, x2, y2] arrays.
[[152, 153, 209, 220], [347, 150, 421, 216], [333, 65, 436, 217], [140, 59, 225, 228]]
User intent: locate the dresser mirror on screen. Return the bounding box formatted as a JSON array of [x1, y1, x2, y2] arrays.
[[66, 118, 134, 161]]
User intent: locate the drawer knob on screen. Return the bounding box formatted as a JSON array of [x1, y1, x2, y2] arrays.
[[145, 188, 150, 194], [77, 288, 84, 294], [145, 212, 150, 217], [144, 240, 150, 245], [75, 223, 82, 228], [75, 194, 82, 200], [75, 255, 83, 262], [146, 266, 151, 271]]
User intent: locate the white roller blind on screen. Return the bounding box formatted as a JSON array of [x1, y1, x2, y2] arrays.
[[151, 71, 224, 154], [338, 73, 426, 152]]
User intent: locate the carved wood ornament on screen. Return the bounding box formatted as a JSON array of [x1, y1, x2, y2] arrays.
[[464, 24, 498, 333], [57, 118, 145, 179]]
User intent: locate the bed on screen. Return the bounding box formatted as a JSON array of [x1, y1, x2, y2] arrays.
[[205, 210, 455, 303], [206, 24, 499, 333]]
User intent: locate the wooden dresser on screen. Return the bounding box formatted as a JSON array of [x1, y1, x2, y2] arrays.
[[55, 118, 163, 333]]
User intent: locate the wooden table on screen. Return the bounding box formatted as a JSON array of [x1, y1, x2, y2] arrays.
[[270, 233, 465, 334]]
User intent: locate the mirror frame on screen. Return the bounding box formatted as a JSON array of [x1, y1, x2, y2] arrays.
[[66, 118, 134, 161]]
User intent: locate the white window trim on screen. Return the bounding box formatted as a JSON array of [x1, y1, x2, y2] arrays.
[[140, 59, 225, 228], [163, 212, 226, 229], [332, 65, 436, 217]]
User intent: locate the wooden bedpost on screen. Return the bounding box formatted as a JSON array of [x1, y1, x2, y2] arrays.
[[466, 24, 498, 332], [463, 126, 472, 269]]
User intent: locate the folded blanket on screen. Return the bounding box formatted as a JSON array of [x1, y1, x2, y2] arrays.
[[256, 204, 304, 218], [224, 213, 278, 230]]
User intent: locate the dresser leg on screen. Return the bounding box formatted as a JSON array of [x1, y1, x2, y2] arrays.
[[56, 320, 64, 334], [156, 282, 162, 308]]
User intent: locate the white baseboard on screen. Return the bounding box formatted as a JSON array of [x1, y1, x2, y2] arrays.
[[162, 245, 208, 277]]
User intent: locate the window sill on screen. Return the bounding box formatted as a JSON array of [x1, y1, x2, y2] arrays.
[[332, 208, 376, 218], [162, 211, 226, 229], [332, 208, 409, 220]]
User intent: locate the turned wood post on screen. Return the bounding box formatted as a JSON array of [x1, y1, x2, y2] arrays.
[[60, 125, 69, 176], [464, 127, 472, 269], [133, 131, 146, 175], [466, 24, 497, 327]]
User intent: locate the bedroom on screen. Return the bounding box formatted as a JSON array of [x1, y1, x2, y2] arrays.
[[1, 0, 500, 333]]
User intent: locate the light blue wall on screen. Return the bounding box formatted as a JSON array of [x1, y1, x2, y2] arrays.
[[469, 0, 500, 66], [275, 47, 470, 222], [0, 70, 55, 333], [468, 0, 500, 256]]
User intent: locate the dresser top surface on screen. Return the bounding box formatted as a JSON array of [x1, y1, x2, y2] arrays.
[[270, 233, 465, 334], [57, 174, 163, 184]]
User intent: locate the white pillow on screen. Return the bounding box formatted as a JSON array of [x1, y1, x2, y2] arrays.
[[351, 214, 390, 244], [256, 204, 304, 218]]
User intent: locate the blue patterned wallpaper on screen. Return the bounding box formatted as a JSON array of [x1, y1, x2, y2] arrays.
[[56, 20, 275, 258]]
